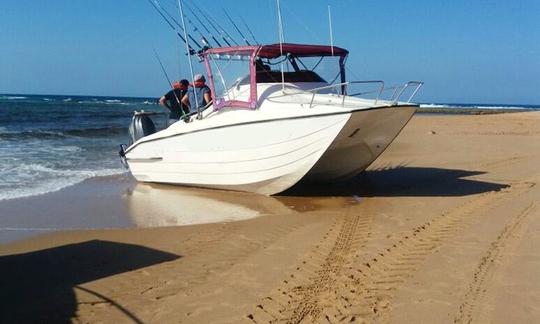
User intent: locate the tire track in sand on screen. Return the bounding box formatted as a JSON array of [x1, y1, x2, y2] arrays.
[[248, 182, 532, 323], [247, 207, 372, 323], [330, 183, 534, 323], [454, 201, 537, 324]]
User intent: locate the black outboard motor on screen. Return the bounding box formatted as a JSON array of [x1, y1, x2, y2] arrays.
[[129, 111, 157, 144]]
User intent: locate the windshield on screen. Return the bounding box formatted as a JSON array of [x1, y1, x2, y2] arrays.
[[204, 52, 257, 109], [207, 54, 251, 99]]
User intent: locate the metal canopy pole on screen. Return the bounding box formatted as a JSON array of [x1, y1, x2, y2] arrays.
[[178, 0, 200, 119]]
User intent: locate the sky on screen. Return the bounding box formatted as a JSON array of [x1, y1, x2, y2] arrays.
[[1, 0, 539, 104]]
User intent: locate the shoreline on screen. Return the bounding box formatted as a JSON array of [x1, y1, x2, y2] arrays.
[[0, 170, 355, 245], [2, 112, 540, 323], [416, 107, 536, 115], [0, 174, 135, 244]]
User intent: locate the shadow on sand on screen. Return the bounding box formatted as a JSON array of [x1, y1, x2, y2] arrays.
[[285, 167, 509, 197], [0, 240, 180, 323]]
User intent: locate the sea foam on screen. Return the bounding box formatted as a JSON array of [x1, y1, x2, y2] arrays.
[[0, 96, 27, 100], [0, 164, 126, 201]]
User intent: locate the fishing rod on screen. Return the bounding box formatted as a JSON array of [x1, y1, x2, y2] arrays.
[[240, 16, 259, 45], [146, 0, 197, 54], [180, 9, 212, 48], [185, 2, 222, 47], [152, 48, 186, 118], [211, 11, 240, 46], [190, 1, 237, 46], [223, 8, 250, 45], [152, 0, 203, 50]]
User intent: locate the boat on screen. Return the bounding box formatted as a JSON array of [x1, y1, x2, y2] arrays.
[[120, 43, 423, 195]]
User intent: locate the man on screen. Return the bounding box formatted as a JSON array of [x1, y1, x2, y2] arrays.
[[159, 79, 189, 123], [182, 74, 211, 114]]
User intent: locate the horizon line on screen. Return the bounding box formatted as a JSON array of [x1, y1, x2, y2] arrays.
[[1, 92, 539, 107]]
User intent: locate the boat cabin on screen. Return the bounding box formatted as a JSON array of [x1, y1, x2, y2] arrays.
[[200, 43, 349, 109]]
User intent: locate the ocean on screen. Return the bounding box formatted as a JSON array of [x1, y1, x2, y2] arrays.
[[0, 94, 538, 202], [0, 94, 161, 201]]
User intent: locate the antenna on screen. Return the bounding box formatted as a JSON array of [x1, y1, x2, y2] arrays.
[[276, 0, 285, 91], [177, 0, 200, 119], [328, 5, 334, 56]]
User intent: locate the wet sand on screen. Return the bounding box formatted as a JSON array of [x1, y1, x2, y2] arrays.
[[1, 112, 539, 323]]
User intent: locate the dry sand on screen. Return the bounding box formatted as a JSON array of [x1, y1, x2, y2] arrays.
[[1, 112, 539, 323]]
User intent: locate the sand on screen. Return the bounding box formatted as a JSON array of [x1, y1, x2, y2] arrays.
[[1, 111, 539, 323]]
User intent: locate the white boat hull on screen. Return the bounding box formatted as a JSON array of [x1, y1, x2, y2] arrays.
[[305, 106, 416, 181], [124, 105, 416, 195]]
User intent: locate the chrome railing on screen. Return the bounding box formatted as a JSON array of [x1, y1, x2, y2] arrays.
[[305, 80, 423, 108], [345, 80, 385, 106], [307, 82, 346, 108], [307, 80, 384, 108], [390, 81, 424, 105]]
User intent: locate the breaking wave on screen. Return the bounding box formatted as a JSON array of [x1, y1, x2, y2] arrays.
[[0, 164, 126, 201], [0, 96, 27, 100]]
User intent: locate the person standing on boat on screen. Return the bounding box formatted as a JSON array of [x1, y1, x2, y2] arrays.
[[159, 79, 189, 123], [182, 74, 211, 114]]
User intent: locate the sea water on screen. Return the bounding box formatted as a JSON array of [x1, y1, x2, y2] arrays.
[[0, 94, 161, 201]]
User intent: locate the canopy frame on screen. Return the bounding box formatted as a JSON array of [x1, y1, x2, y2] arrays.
[[200, 43, 349, 110]]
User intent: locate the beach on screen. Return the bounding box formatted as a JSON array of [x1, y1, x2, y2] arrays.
[[1, 111, 539, 323]]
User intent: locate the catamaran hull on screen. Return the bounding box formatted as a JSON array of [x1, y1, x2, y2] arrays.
[[305, 106, 416, 181], [125, 106, 415, 195]]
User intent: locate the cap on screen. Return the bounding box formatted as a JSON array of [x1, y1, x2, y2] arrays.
[[193, 74, 205, 82]]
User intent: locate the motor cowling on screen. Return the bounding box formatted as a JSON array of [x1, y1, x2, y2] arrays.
[[129, 112, 156, 143]]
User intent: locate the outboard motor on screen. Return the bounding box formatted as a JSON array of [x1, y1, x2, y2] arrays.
[[129, 111, 157, 144]]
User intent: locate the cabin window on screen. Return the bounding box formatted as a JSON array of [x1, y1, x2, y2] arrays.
[[255, 55, 343, 86]]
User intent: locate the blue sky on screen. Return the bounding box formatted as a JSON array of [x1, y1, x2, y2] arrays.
[[1, 0, 539, 104]]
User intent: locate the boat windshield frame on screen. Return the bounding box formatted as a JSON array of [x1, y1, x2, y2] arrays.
[[201, 43, 349, 110]]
